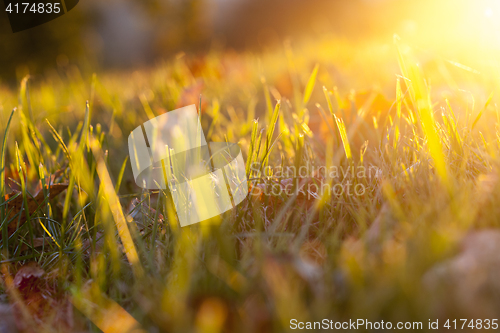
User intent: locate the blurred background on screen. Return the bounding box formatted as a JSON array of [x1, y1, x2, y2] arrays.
[[1, 0, 500, 82]]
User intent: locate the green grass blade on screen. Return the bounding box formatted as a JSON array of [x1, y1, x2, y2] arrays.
[[246, 119, 259, 176], [114, 156, 129, 193], [303, 64, 319, 106], [334, 115, 352, 162], [0, 109, 15, 254], [264, 100, 281, 167]]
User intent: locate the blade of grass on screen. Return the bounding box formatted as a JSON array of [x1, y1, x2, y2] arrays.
[[334, 115, 352, 162], [1, 109, 15, 254], [472, 92, 494, 130], [263, 100, 281, 167], [303, 64, 319, 106], [90, 136, 144, 279], [114, 156, 129, 193], [246, 119, 259, 177]]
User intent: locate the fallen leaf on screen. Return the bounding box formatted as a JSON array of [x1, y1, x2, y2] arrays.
[[13, 262, 45, 291], [18, 237, 56, 252], [9, 262, 73, 332], [2, 184, 69, 239], [175, 80, 206, 110]]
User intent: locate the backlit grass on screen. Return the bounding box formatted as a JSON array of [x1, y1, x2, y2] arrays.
[[0, 35, 500, 332]]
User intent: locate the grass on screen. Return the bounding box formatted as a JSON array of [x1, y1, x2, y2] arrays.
[[0, 35, 500, 332]]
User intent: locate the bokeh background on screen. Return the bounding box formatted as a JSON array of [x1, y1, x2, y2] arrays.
[[2, 0, 500, 82]]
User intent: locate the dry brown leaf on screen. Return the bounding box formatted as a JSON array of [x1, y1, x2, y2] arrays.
[[13, 262, 45, 291], [2, 184, 69, 239], [175, 80, 206, 110], [5, 167, 66, 194], [18, 237, 56, 252], [10, 262, 73, 332]]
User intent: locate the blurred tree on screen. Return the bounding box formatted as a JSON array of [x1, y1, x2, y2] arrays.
[[0, 0, 209, 82], [0, 3, 88, 82], [0, 0, 433, 83]]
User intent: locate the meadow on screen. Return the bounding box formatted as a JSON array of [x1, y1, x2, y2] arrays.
[[0, 34, 500, 332]]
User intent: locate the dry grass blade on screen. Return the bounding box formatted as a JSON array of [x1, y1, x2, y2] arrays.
[[90, 136, 144, 279], [72, 282, 147, 333]]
